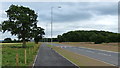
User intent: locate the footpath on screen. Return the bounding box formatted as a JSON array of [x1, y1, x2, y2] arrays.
[[33, 43, 79, 68]]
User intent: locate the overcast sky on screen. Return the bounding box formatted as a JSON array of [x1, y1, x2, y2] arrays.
[[0, 2, 118, 40]]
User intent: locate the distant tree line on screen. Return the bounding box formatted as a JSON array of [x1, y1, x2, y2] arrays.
[[2, 38, 30, 43], [57, 30, 120, 44], [4, 30, 119, 44], [2, 38, 58, 43], [40, 38, 58, 42]]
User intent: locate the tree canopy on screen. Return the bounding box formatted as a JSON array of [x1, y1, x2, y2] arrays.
[[32, 27, 45, 44], [1, 5, 44, 47], [57, 30, 119, 44]]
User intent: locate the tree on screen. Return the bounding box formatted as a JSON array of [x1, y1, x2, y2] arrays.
[[3, 38, 12, 43], [12, 39, 17, 43], [1, 5, 38, 48], [57, 35, 62, 42], [0, 24, 2, 32], [33, 27, 45, 44], [90, 34, 105, 44], [57, 30, 119, 43]]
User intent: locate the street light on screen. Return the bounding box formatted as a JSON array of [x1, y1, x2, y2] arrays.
[[51, 6, 61, 45], [45, 24, 48, 43]]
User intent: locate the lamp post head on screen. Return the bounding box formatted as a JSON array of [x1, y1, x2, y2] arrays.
[[58, 6, 61, 8]]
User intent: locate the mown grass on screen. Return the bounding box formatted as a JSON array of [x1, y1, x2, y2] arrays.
[[2, 42, 40, 67], [47, 45, 53, 47], [0, 45, 2, 67]]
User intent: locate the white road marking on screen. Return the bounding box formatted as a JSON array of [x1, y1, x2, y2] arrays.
[[72, 51, 116, 66], [79, 47, 119, 53], [32, 46, 40, 68], [86, 50, 95, 53], [98, 53, 111, 56], [74, 48, 77, 49], [59, 46, 74, 48]]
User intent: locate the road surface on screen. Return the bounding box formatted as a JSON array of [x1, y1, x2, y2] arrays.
[[33, 43, 79, 68], [51, 43, 120, 67]]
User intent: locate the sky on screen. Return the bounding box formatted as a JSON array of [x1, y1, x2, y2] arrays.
[[0, 2, 118, 40]]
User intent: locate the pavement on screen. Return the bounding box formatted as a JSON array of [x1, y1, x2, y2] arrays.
[[33, 43, 79, 68], [51, 43, 120, 67]]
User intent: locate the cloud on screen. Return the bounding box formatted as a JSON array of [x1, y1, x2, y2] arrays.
[[0, 9, 8, 23], [38, 2, 117, 23], [40, 11, 93, 23], [0, 2, 118, 39], [47, 15, 118, 37], [0, 0, 118, 2], [1, 2, 117, 23], [0, 32, 17, 40]]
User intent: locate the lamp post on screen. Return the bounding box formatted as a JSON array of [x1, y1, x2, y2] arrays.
[[46, 24, 48, 43], [51, 7, 53, 45], [51, 6, 61, 45]]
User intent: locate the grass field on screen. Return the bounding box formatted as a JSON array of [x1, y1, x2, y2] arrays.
[[1, 42, 40, 67], [57, 42, 119, 52], [0, 45, 2, 67]]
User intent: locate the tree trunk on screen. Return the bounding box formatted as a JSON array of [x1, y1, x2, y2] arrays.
[[22, 38, 27, 48], [22, 26, 27, 48], [35, 42, 38, 44]]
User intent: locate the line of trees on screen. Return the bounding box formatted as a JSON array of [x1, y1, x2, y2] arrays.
[[2, 37, 58, 43], [0, 5, 45, 47], [57, 30, 119, 44], [41, 38, 58, 42], [2, 38, 30, 43]]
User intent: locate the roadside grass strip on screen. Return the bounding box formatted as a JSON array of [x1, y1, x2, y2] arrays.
[[47, 45, 53, 47], [0, 45, 2, 67], [2, 42, 41, 67], [52, 46, 113, 67], [0, 43, 22, 45]]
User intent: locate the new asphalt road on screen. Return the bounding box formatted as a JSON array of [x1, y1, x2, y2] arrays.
[[51, 43, 120, 67], [33, 43, 79, 68]]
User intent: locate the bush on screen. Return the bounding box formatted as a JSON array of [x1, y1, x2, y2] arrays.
[[3, 38, 12, 43]]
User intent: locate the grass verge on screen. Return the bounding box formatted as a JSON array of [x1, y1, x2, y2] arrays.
[[47, 45, 53, 47], [2, 42, 40, 67]]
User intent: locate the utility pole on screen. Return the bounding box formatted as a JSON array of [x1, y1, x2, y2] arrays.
[[50, 6, 61, 45]]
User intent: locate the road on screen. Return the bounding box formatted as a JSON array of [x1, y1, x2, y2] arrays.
[[51, 43, 120, 67], [33, 43, 79, 68]]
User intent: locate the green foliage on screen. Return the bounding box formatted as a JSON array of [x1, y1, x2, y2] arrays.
[[57, 35, 63, 42], [57, 30, 119, 44], [41, 38, 58, 42], [32, 27, 45, 44], [1, 5, 44, 47], [1, 5, 38, 47], [3, 38, 12, 43]]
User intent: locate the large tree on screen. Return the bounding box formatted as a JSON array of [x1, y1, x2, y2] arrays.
[[32, 27, 45, 44], [1, 5, 38, 48]]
